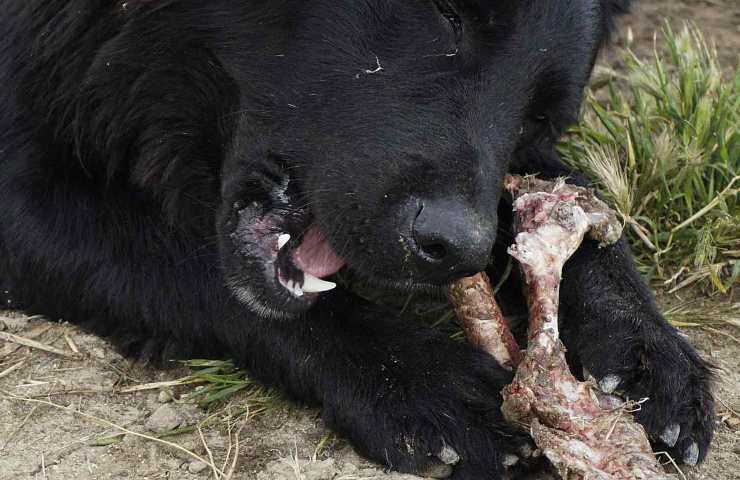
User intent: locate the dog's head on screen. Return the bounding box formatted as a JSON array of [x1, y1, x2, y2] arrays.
[[217, 0, 631, 317]]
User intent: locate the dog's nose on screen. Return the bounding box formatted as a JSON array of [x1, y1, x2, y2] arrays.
[[411, 198, 494, 282]]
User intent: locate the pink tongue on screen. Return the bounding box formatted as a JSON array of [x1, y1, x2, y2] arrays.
[[292, 225, 346, 278]]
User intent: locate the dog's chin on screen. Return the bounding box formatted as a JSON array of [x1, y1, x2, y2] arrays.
[[343, 268, 449, 298], [227, 264, 448, 320], [226, 276, 318, 319]]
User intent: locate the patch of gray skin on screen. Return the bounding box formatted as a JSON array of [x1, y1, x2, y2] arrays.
[[232, 203, 289, 298], [226, 203, 294, 317], [233, 203, 281, 261]]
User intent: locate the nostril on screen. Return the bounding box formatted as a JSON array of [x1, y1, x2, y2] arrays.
[[413, 203, 451, 262], [419, 241, 447, 261]]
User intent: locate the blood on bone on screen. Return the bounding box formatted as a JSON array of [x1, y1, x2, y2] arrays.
[[446, 272, 521, 371], [449, 175, 670, 479]]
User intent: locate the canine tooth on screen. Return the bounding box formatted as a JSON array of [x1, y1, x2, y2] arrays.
[[301, 273, 336, 293], [277, 233, 291, 250]]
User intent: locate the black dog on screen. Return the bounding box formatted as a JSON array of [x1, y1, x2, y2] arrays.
[[0, 1, 714, 477]]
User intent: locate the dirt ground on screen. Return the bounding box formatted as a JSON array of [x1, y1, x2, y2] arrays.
[[1, 1, 738, 479], [604, 0, 740, 71]]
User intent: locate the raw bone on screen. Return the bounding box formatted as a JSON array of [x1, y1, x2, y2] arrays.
[[449, 175, 671, 479], [446, 272, 521, 371]]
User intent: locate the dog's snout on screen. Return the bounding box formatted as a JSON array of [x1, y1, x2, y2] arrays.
[[410, 198, 495, 282]]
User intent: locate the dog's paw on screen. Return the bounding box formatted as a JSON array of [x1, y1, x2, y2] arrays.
[[321, 334, 539, 479], [580, 318, 715, 465]]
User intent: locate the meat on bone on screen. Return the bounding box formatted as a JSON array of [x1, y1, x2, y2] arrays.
[[449, 175, 671, 479]]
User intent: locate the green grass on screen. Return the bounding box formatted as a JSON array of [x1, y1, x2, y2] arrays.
[[560, 22, 739, 292], [179, 359, 280, 410]]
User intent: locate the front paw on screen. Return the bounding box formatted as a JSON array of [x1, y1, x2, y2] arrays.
[[321, 334, 539, 479], [578, 317, 715, 465]]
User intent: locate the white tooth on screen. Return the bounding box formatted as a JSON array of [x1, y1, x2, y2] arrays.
[[279, 276, 303, 297], [277, 233, 291, 250], [288, 280, 303, 297], [301, 273, 336, 293]]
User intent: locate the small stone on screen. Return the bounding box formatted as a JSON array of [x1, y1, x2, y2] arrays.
[[0, 315, 29, 331], [304, 459, 337, 480], [188, 460, 209, 474], [157, 390, 174, 403], [179, 403, 203, 426], [163, 456, 184, 471], [87, 345, 109, 359], [145, 404, 183, 433], [116, 405, 144, 425], [158, 436, 201, 461]]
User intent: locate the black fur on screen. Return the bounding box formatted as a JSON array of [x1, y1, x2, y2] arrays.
[[0, 1, 714, 478]]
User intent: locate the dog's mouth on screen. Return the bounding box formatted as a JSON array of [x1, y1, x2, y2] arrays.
[[274, 224, 346, 297], [226, 175, 347, 315]]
